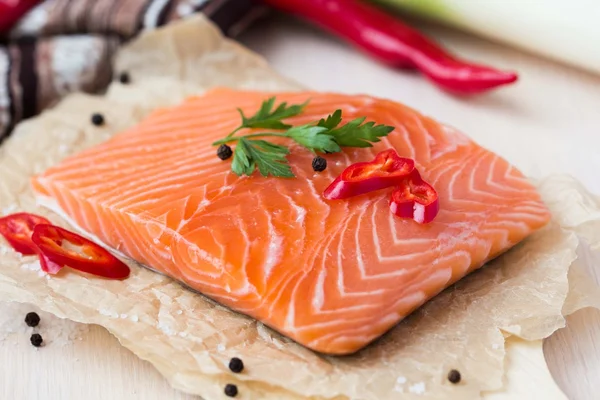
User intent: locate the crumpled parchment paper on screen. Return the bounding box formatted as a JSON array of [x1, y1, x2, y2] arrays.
[[1, 16, 599, 400]]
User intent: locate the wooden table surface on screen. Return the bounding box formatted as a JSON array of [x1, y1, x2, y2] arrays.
[[2, 14, 599, 400]]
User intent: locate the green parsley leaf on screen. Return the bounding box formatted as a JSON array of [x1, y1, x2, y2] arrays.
[[285, 125, 341, 154], [231, 138, 254, 176], [316, 109, 343, 130], [232, 138, 294, 178], [326, 117, 395, 148], [217, 97, 397, 178], [238, 97, 308, 130]]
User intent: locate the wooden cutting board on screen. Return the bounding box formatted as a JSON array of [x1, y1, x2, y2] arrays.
[[2, 14, 599, 400]]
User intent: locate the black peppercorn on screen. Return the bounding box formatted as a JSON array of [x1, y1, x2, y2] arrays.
[[217, 144, 233, 160], [30, 333, 43, 347], [91, 113, 105, 126], [118, 72, 131, 84], [312, 156, 327, 172], [224, 383, 238, 397], [447, 369, 461, 384], [24, 312, 40, 327], [228, 357, 244, 373]]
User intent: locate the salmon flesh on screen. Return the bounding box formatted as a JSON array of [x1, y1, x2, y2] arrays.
[[31, 89, 551, 355]]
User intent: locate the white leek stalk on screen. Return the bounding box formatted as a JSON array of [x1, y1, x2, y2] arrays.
[[376, 0, 600, 75]]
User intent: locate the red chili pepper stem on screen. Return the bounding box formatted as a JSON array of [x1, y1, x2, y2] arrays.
[[263, 0, 518, 94]]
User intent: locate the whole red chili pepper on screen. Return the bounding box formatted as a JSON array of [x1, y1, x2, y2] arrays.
[[323, 149, 414, 199], [32, 224, 130, 279], [263, 0, 518, 94], [0, 213, 51, 255], [0, 0, 42, 35], [389, 170, 439, 224]]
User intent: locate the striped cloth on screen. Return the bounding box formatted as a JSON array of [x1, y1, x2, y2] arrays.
[[0, 0, 262, 141]]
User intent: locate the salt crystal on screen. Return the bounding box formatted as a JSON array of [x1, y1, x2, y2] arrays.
[[408, 382, 426, 395], [120, 314, 128, 319], [21, 261, 41, 271], [178, 332, 188, 338], [217, 343, 226, 352], [492, 343, 500, 350], [37, 270, 47, 278], [157, 321, 176, 336], [1, 204, 17, 214], [130, 315, 139, 322], [394, 376, 407, 392], [0, 302, 90, 346], [111, 312, 119, 319], [0, 247, 7, 255], [176, 310, 183, 315]]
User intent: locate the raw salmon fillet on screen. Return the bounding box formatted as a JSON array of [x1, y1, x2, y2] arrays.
[[31, 89, 551, 355]]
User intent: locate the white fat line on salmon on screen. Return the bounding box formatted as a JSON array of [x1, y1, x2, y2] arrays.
[[311, 268, 326, 311], [290, 202, 306, 225], [263, 233, 283, 279], [296, 305, 392, 334], [284, 300, 295, 332], [358, 205, 422, 278], [413, 115, 435, 159], [185, 247, 227, 278], [307, 316, 395, 347], [392, 124, 417, 160], [430, 126, 472, 160], [262, 206, 283, 281]]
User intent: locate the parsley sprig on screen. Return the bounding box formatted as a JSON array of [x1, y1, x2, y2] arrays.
[[213, 97, 394, 177]]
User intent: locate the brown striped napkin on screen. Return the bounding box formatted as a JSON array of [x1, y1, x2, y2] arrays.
[[0, 0, 263, 141]]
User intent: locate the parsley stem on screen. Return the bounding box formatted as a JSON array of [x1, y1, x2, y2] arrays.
[[213, 132, 288, 146], [225, 126, 244, 139]]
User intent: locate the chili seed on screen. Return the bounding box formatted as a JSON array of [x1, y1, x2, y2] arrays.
[[447, 369, 461, 384], [312, 156, 327, 172], [30, 333, 43, 347], [224, 383, 238, 397], [91, 113, 105, 126], [24, 312, 40, 327], [228, 357, 244, 373], [217, 144, 233, 160], [118, 72, 131, 84]]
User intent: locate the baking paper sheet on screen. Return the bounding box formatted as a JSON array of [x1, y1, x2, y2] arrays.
[[1, 16, 599, 400]]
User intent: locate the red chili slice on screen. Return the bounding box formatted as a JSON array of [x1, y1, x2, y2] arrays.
[[39, 253, 64, 274], [32, 224, 130, 279], [389, 171, 439, 224], [0, 213, 51, 255], [323, 149, 415, 200]]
